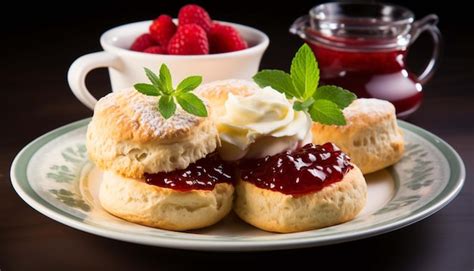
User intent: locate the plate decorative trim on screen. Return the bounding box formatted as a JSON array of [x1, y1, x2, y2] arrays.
[[11, 118, 465, 251]]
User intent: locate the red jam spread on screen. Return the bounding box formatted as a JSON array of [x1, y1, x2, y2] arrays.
[[144, 153, 233, 191], [238, 143, 353, 196]]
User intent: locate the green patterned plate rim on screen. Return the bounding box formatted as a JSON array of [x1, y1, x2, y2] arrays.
[[10, 118, 465, 251]]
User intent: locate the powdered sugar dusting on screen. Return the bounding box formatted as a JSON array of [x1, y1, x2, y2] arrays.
[[96, 89, 200, 137], [343, 98, 395, 119], [130, 94, 200, 137]]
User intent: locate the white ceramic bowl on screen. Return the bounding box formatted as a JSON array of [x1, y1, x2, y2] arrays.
[[68, 20, 269, 109]]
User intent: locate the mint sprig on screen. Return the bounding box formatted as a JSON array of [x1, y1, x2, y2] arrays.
[[253, 44, 356, 125], [310, 99, 346, 125], [134, 64, 207, 119], [290, 44, 319, 99], [314, 85, 356, 109]]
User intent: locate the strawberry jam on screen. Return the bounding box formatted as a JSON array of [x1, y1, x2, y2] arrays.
[[308, 44, 423, 118], [238, 143, 353, 196], [144, 153, 233, 191]]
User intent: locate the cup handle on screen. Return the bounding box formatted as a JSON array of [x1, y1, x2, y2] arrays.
[[67, 51, 121, 110], [410, 14, 443, 85]]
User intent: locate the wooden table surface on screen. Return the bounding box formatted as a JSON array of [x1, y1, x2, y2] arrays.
[[0, 2, 472, 270]]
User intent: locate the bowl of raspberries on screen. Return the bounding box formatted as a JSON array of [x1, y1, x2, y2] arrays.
[[68, 4, 269, 109], [131, 4, 256, 55]]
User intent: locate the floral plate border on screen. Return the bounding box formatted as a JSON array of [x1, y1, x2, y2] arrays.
[[10, 118, 465, 251]]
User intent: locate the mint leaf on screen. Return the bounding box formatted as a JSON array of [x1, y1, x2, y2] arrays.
[[135, 64, 207, 119], [134, 83, 160, 96], [159, 64, 173, 94], [177, 76, 202, 92], [176, 92, 208, 117], [290, 43, 319, 99], [144, 68, 162, 90], [309, 99, 346, 125], [250, 44, 356, 125], [158, 95, 176, 119], [253, 70, 298, 98], [314, 85, 356, 109], [293, 97, 314, 111]]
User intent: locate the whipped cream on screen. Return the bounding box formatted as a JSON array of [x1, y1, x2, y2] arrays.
[[217, 86, 312, 161]]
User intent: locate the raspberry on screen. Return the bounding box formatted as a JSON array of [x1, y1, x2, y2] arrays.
[[178, 4, 212, 33], [168, 24, 209, 55], [144, 46, 167, 54], [130, 33, 156, 52], [149, 14, 177, 46], [208, 23, 248, 53]]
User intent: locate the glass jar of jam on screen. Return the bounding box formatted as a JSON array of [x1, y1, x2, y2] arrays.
[[290, 2, 442, 118]]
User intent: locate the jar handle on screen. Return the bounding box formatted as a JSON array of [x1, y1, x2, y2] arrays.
[[289, 15, 310, 39], [410, 14, 443, 85]]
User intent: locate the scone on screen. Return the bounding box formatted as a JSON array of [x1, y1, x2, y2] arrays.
[[87, 89, 234, 231], [195, 79, 259, 116], [312, 98, 405, 174], [234, 142, 367, 233], [197, 82, 366, 232]]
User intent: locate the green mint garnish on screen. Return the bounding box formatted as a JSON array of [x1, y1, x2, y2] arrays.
[[293, 97, 314, 111], [309, 99, 346, 125], [134, 64, 207, 119], [253, 44, 356, 126], [252, 69, 298, 98], [177, 76, 202, 92], [158, 95, 176, 119], [134, 83, 160, 96], [176, 92, 208, 117], [314, 85, 356, 109], [290, 44, 319, 100]]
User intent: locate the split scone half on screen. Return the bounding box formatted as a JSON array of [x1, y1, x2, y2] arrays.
[[233, 143, 367, 233], [312, 98, 405, 174]]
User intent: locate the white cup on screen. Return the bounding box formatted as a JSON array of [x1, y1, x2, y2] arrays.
[[68, 20, 269, 109]]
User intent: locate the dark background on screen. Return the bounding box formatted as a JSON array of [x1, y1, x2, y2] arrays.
[[1, 0, 473, 270]]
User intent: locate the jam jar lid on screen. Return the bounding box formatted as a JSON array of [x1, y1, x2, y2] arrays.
[[290, 2, 416, 51]]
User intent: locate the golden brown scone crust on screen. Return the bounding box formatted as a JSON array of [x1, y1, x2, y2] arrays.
[[99, 171, 234, 231], [234, 165, 367, 233], [312, 99, 404, 174], [195, 79, 259, 116], [86, 89, 219, 178]]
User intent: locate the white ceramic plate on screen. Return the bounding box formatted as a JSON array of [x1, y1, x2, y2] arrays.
[[10, 118, 465, 251]]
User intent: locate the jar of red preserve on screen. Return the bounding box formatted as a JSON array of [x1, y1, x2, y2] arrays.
[[290, 2, 442, 118]]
